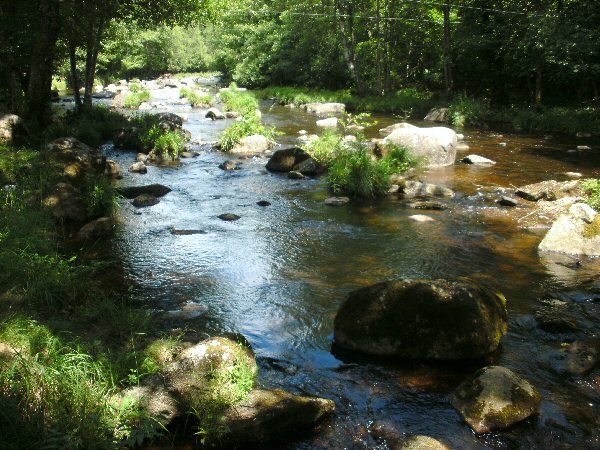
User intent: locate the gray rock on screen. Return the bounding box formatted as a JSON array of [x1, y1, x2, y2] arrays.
[[293, 157, 326, 176], [219, 160, 241, 171], [538, 204, 600, 256], [231, 134, 274, 154], [451, 366, 541, 433], [303, 102, 345, 115], [206, 107, 225, 120], [409, 215, 436, 223], [406, 201, 448, 211], [333, 278, 508, 360], [0, 114, 23, 141], [316, 117, 338, 128], [129, 162, 147, 174], [379, 122, 417, 136], [569, 202, 596, 223], [170, 228, 207, 236], [132, 194, 159, 208], [564, 338, 600, 375], [118, 184, 171, 199], [400, 436, 451, 450], [266, 147, 310, 172], [516, 180, 580, 202], [105, 160, 122, 179], [381, 126, 458, 168], [257, 200, 271, 207], [462, 154, 496, 165], [324, 196, 350, 206], [424, 107, 449, 122]]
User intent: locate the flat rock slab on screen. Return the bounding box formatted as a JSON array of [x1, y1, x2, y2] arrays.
[[516, 180, 580, 202], [462, 154, 496, 165], [170, 227, 207, 235], [219, 213, 241, 221], [118, 184, 171, 199], [409, 214, 436, 223], [451, 366, 541, 433], [325, 197, 350, 206]]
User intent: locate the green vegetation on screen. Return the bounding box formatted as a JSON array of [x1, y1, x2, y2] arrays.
[[123, 90, 151, 109], [582, 179, 600, 212], [192, 343, 257, 445], [220, 83, 260, 115], [152, 130, 187, 160], [219, 84, 278, 151], [180, 87, 213, 107], [303, 129, 346, 167]]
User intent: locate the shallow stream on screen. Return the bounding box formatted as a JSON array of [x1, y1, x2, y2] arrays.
[[97, 90, 600, 449]]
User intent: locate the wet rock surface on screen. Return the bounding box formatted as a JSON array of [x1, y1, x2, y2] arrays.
[[132, 194, 160, 207], [266, 146, 310, 172], [451, 366, 541, 433], [516, 180, 581, 202], [334, 278, 508, 360], [118, 184, 171, 198]]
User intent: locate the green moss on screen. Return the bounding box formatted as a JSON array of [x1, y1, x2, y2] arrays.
[[583, 215, 600, 239]]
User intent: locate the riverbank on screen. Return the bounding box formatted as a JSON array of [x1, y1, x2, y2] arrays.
[[256, 86, 600, 136]]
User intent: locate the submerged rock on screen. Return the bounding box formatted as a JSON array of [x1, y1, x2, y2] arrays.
[[118, 184, 171, 199], [563, 338, 600, 375], [333, 278, 508, 360], [170, 227, 207, 236], [288, 171, 305, 180], [257, 200, 271, 207], [219, 213, 240, 221], [219, 160, 241, 171], [266, 146, 310, 172], [401, 180, 455, 199], [451, 366, 541, 433], [304, 102, 345, 115], [380, 126, 458, 168], [516, 180, 580, 202], [129, 162, 147, 174], [316, 117, 338, 128], [132, 194, 159, 208], [324, 197, 350, 206], [497, 196, 518, 207]]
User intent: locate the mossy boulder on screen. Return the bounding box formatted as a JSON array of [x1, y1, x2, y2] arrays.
[[451, 366, 541, 433], [539, 203, 600, 256], [333, 278, 508, 360], [400, 436, 451, 450]]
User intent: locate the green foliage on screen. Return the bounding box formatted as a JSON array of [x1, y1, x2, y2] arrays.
[[327, 142, 392, 199], [180, 87, 213, 107], [340, 112, 377, 130], [123, 90, 151, 109], [582, 179, 600, 212], [0, 318, 159, 449], [83, 174, 119, 218], [129, 83, 141, 93], [192, 343, 256, 446], [303, 129, 346, 167], [153, 131, 186, 160], [220, 83, 259, 115], [220, 113, 277, 152], [381, 143, 418, 174], [448, 95, 492, 128]]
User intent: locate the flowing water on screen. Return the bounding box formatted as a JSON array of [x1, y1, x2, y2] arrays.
[[96, 90, 600, 449]]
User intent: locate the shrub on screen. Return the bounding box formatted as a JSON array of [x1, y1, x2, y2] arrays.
[[123, 90, 151, 109], [152, 131, 186, 160], [327, 142, 391, 198], [129, 83, 141, 93], [448, 95, 491, 128], [220, 113, 277, 152], [83, 174, 119, 218], [582, 179, 600, 211], [220, 83, 259, 116], [381, 143, 418, 174], [303, 129, 346, 166], [180, 87, 213, 107]]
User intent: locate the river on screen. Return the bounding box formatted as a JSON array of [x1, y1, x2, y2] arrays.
[[95, 89, 600, 449]]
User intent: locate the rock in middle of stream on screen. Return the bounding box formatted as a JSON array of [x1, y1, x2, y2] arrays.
[[333, 278, 508, 360]]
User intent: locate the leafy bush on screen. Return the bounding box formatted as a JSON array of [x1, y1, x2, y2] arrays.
[[327, 142, 391, 198], [180, 87, 213, 107], [582, 179, 600, 211], [448, 95, 492, 128], [152, 131, 186, 160], [129, 83, 141, 93], [220, 113, 277, 152], [303, 129, 346, 166], [220, 83, 259, 115], [83, 174, 119, 218], [381, 143, 419, 174], [123, 90, 151, 109]]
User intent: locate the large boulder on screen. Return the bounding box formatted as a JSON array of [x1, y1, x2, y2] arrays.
[[380, 126, 457, 167], [538, 203, 600, 256], [293, 157, 326, 176], [113, 128, 143, 152], [316, 117, 338, 128], [0, 114, 23, 141], [121, 337, 334, 445], [230, 134, 274, 154], [516, 180, 581, 202], [424, 108, 449, 123], [333, 278, 508, 360], [157, 112, 183, 128], [46, 137, 108, 185], [303, 102, 345, 115], [379, 122, 417, 136], [75, 217, 114, 241], [42, 182, 87, 222], [266, 146, 310, 172], [451, 366, 541, 433], [206, 108, 225, 120]]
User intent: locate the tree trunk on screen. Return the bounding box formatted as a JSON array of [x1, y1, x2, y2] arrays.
[[535, 69, 542, 106], [443, 0, 454, 98], [23, 0, 61, 130], [69, 40, 82, 112], [335, 1, 363, 93]]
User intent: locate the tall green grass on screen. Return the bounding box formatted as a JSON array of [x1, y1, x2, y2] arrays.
[[180, 87, 213, 107], [123, 90, 151, 109], [220, 83, 260, 116]]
